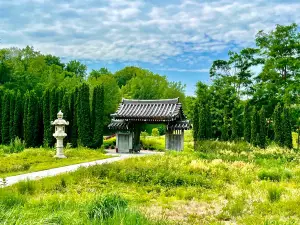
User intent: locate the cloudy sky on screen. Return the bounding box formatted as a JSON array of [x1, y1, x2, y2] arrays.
[[1, 0, 300, 95]]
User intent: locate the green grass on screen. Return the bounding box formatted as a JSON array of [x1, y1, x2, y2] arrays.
[[0, 147, 111, 178], [1, 135, 300, 224]]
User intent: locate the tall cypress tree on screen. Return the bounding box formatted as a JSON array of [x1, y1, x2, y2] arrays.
[[2, 92, 10, 144], [13, 91, 23, 139], [283, 107, 293, 149], [23, 92, 29, 145], [198, 103, 206, 140], [91, 85, 105, 148], [78, 83, 92, 147], [259, 106, 266, 148], [274, 104, 284, 146], [250, 107, 260, 146], [26, 91, 39, 147], [243, 101, 251, 143], [9, 92, 16, 141], [231, 107, 239, 141], [50, 88, 58, 146], [42, 89, 52, 147], [221, 107, 229, 141], [205, 104, 212, 139], [61, 93, 70, 143], [193, 102, 199, 144], [70, 88, 79, 148]]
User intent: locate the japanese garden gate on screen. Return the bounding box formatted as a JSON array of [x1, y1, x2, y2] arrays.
[[108, 98, 191, 153]]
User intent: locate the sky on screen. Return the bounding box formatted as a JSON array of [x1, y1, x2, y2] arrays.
[[1, 0, 300, 96]]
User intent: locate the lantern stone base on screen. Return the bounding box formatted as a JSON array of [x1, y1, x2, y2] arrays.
[[54, 138, 67, 159]]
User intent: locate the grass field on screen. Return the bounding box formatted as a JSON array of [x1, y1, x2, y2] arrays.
[[1, 138, 300, 224], [0, 147, 110, 178]]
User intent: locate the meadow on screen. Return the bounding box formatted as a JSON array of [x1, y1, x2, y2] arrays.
[[1, 132, 300, 224], [0, 147, 110, 178]]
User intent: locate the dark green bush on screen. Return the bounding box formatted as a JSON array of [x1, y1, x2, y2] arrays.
[[0, 190, 26, 209], [103, 137, 116, 149], [268, 186, 283, 202], [258, 169, 292, 182]]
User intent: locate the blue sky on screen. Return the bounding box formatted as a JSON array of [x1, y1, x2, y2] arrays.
[[1, 0, 300, 96]]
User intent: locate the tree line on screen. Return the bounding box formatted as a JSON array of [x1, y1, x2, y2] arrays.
[[0, 84, 105, 148], [192, 23, 300, 149]]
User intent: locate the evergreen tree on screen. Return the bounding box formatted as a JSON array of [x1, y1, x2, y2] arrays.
[[2, 92, 10, 144], [42, 89, 52, 146], [26, 91, 39, 147], [243, 101, 251, 143], [78, 83, 92, 146], [70, 88, 79, 148], [198, 103, 206, 140], [283, 107, 293, 149], [205, 104, 212, 139], [192, 102, 199, 143], [61, 93, 70, 143], [23, 92, 29, 145], [221, 107, 229, 141], [274, 104, 284, 146], [91, 85, 104, 148], [231, 107, 239, 141], [259, 106, 266, 148], [50, 88, 58, 146], [250, 107, 260, 146], [9, 92, 16, 141], [13, 91, 23, 139]]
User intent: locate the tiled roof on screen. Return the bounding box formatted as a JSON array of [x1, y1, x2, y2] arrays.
[[167, 121, 191, 130], [111, 98, 185, 122], [108, 120, 133, 130]]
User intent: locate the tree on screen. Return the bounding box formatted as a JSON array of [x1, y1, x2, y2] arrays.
[[283, 107, 293, 149], [243, 102, 251, 142], [9, 92, 16, 141], [198, 103, 206, 140], [13, 91, 23, 139], [78, 83, 92, 147], [25, 91, 39, 147], [231, 107, 239, 141], [250, 108, 260, 146], [42, 89, 52, 146], [259, 106, 266, 148], [221, 107, 229, 141], [66, 60, 87, 79], [273, 104, 284, 146], [205, 104, 212, 139], [114, 66, 140, 87], [193, 103, 199, 143], [61, 93, 70, 144], [89, 68, 112, 80], [70, 89, 78, 148], [91, 85, 104, 148], [49, 88, 58, 146], [2, 92, 10, 144], [23, 92, 29, 145]]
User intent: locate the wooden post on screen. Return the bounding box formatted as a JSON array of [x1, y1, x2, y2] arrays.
[[132, 126, 141, 153]]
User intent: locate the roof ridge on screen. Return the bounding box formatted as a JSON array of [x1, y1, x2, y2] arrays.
[[122, 98, 179, 104]]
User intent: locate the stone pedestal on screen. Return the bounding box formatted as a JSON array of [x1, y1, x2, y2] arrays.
[[54, 138, 67, 158]]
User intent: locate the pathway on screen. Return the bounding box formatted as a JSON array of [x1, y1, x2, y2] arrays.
[[0, 150, 160, 187]]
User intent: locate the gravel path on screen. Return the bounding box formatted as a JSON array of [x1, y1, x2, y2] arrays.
[[0, 150, 160, 187]]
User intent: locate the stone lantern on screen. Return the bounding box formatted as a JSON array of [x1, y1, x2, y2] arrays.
[[51, 110, 69, 158]]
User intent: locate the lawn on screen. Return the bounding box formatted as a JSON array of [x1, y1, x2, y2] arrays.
[[0, 147, 111, 178], [1, 139, 300, 224]]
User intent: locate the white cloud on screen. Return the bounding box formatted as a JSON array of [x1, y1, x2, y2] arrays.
[[0, 0, 300, 64]]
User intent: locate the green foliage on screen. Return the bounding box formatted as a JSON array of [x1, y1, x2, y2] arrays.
[[151, 128, 159, 137], [78, 83, 92, 147], [140, 137, 165, 151], [283, 107, 293, 149], [258, 169, 292, 182], [2, 92, 11, 144], [251, 108, 260, 146], [70, 89, 78, 148], [87, 194, 128, 220], [42, 89, 51, 147], [61, 93, 70, 143], [13, 91, 23, 139], [221, 107, 230, 141], [8, 137, 26, 153], [243, 102, 251, 143], [231, 107, 239, 141], [9, 92, 15, 141], [103, 137, 116, 149], [274, 104, 284, 146], [193, 103, 199, 142], [268, 186, 283, 202], [259, 106, 267, 148], [25, 91, 39, 147]]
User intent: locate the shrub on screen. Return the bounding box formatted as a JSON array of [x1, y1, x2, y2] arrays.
[[258, 169, 292, 182], [151, 128, 159, 137], [268, 186, 283, 202], [8, 137, 26, 153], [87, 194, 128, 220], [16, 180, 36, 195], [140, 137, 164, 151], [0, 190, 26, 209], [141, 131, 149, 139], [103, 137, 116, 149]]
